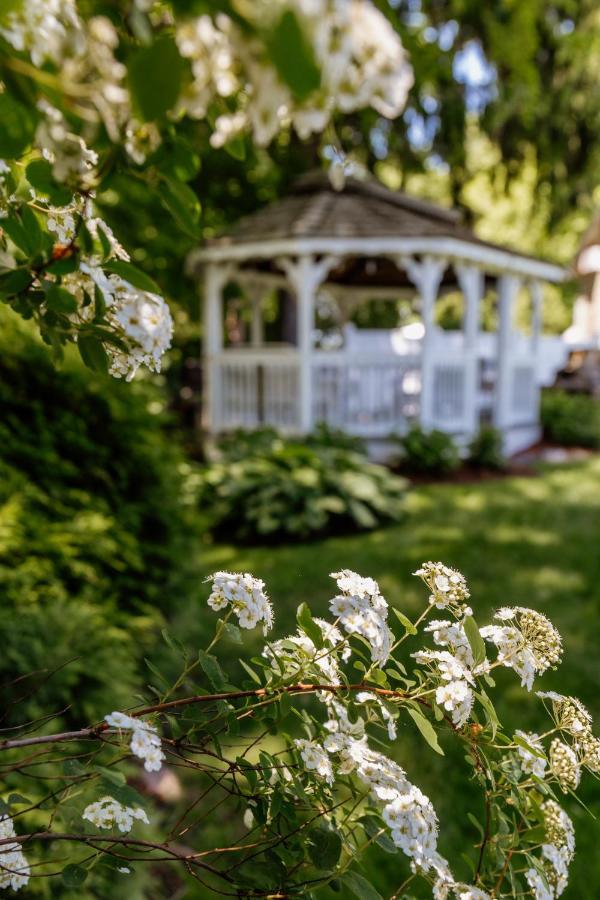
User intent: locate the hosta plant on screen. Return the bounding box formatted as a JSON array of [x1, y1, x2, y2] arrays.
[[0, 562, 596, 898], [198, 441, 408, 541]]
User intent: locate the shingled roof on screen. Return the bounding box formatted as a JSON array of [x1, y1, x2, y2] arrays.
[[195, 170, 566, 284], [209, 170, 484, 246]]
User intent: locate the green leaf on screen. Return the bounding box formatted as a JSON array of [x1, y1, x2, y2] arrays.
[[296, 602, 324, 649], [25, 159, 72, 205], [391, 608, 417, 635], [159, 175, 201, 236], [7, 794, 30, 806], [476, 689, 501, 739], [62, 759, 86, 777], [307, 826, 342, 870], [463, 616, 487, 666], [2, 215, 34, 256], [407, 707, 444, 755], [45, 285, 78, 315], [103, 259, 161, 294], [342, 870, 384, 900], [128, 36, 184, 120], [223, 622, 242, 644], [78, 334, 109, 374], [0, 93, 37, 158], [95, 765, 126, 787], [62, 864, 87, 888], [0, 267, 31, 296], [239, 659, 262, 685], [197, 649, 227, 690], [267, 10, 321, 102]]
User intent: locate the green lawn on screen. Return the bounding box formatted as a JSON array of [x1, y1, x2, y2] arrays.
[[177, 458, 600, 897]]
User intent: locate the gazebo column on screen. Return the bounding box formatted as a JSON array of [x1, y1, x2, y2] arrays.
[[493, 274, 520, 432], [280, 254, 339, 433], [401, 255, 445, 431], [456, 265, 484, 437], [202, 262, 233, 434], [530, 279, 543, 357]]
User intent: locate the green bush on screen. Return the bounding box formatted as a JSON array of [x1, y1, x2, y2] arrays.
[[199, 439, 407, 542], [0, 317, 196, 724], [215, 423, 365, 461], [541, 389, 600, 448], [397, 426, 460, 476], [467, 425, 505, 470]]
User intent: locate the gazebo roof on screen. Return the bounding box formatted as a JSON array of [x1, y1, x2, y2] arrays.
[[195, 171, 566, 283]]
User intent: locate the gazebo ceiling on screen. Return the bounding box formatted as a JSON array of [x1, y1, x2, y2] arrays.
[[195, 170, 566, 285]]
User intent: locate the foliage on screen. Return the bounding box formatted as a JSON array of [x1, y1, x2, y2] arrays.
[[198, 437, 407, 542], [215, 424, 366, 462], [0, 316, 195, 724], [467, 426, 505, 470], [2, 561, 598, 899], [541, 389, 600, 448], [0, 0, 411, 376], [397, 426, 461, 476]]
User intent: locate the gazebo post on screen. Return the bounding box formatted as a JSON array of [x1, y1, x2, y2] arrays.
[[493, 274, 520, 435], [202, 262, 232, 435], [456, 264, 484, 438], [402, 255, 445, 432], [530, 279, 543, 356], [280, 254, 339, 433]]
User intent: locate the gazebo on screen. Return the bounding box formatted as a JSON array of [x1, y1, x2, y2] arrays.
[[191, 172, 566, 456]]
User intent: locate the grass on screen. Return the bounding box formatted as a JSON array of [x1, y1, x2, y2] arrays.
[[175, 458, 600, 898]]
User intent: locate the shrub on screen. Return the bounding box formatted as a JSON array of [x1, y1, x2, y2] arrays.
[[541, 389, 600, 448], [199, 440, 407, 541], [0, 317, 196, 723], [467, 425, 505, 469], [397, 425, 460, 476], [215, 423, 366, 461]]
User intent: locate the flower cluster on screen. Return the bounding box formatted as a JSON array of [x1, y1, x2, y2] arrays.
[[329, 569, 393, 664], [526, 800, 575, 899], [549, 739, 580, 792], [264, 618, 348, 683], [0, 816, 29, 892], [481, 606, 562, 690], [514, 730, 547, 779], [104, 712, 165, 772], [414, 562, 472, 617], [82, 796, 149, 833], [177, 0, 412, 149], [207, 571, 273, 634]]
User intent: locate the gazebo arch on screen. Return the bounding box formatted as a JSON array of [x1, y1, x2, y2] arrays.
[[190, 172, 566, 456]]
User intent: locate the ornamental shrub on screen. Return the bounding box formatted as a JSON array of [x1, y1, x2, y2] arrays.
[[467, 426, 505, 470], [2, 562, 597, 899], [198, 437, 407, 542], [541, 389, 600, 449], [0, 317, 196, 724], [397, 426, 461, 476]]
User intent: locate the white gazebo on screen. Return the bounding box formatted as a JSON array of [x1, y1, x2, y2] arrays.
[[191, 172, 566, 456]]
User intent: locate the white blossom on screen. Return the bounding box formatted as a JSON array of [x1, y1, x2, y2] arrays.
[[329, 569, 393, 664], [295, 738, 334, 785], [514, 730, 547, 779], [82, 796, 149, 833], [208, 571, 273, 634], [0, 816, 29, 892], [104, 712, 165, 772]]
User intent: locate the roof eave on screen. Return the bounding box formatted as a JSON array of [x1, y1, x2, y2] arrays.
[[190, 235, 568, 283]]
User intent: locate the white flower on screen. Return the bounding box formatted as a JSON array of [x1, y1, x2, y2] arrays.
[[329, 569, 393, 664], [82, 796, 149, 833], [526, 867, 553, 900], [295, 738, 334, 785], [515, 730, 547, 779], [208, 571, 273, 634], [104, 712, 165, 773], [414, 562, 471, 616], [0, 816, 30, 892], [435, 680, 473, 726]]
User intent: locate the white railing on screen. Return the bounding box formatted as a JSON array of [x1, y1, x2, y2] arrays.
[[216, 351, 299, 432], [312, 352, 420, 437]]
